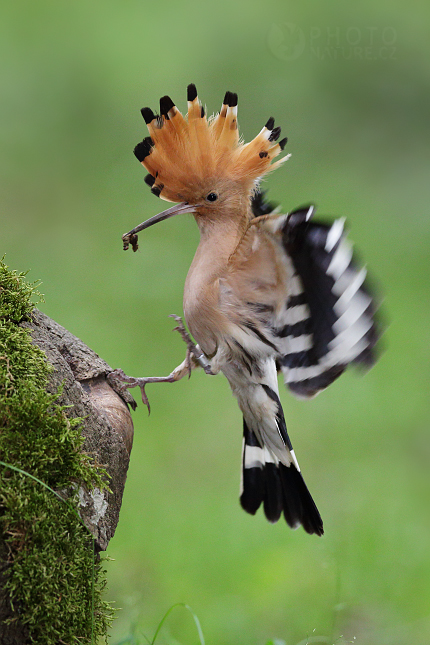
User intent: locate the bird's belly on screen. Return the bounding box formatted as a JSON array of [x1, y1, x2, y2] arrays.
[[183, 287, 224, 359], [185, 277, 279, 376]]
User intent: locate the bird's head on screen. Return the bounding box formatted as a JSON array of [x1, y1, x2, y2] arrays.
[[124, 84, 289, 244]]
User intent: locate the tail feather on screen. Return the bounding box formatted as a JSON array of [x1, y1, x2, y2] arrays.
[[279, 463, 323, 535], [240, 419, 323, 536], [263, 464, 283, 523], [241, 463, 264, 515]]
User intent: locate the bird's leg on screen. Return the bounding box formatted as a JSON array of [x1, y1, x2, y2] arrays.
[[108, 315, 214, 413], [169, 314, 214, 375], [108, 358, 196, 413]]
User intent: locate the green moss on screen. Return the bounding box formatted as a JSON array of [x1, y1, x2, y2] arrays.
[[0, 258, 113, 643]]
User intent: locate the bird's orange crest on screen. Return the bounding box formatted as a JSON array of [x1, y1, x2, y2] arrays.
[[134, 84, 290, 203]]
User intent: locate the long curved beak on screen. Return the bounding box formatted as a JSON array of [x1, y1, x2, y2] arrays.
[[122, 202, 197, 251]]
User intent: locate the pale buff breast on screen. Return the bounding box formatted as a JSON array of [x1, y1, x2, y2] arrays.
[[184, 226, 289, 358]]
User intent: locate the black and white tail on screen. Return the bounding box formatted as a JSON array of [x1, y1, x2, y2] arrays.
[[239, 420, 324, 536]]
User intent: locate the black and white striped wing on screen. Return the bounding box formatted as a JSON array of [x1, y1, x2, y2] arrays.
[[274, 205, 379, 398]]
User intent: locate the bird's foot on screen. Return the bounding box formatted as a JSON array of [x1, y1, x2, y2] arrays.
[[108, 317, 214, 413], [108, 369, 176, 414], [169, 314, 214, 375]]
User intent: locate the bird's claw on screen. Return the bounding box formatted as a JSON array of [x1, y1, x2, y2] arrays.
[[135, 380, 151, 413], [108, 369, 151, 414], [108, 317, 213, 416]]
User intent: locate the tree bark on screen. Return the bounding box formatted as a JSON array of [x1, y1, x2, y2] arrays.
[[23, 309, 135, 549], [0, 309, 135, 642]]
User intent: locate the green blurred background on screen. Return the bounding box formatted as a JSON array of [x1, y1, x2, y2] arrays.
[[1, 1, 430, 643]]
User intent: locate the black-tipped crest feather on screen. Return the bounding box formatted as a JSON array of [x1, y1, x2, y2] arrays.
[[144, 173, 155, 187], [141, 107, 154, 124], [279, 137, 288, 150], [160, 95, 175, 115], [268, 126, 281, 142], [187, 83, 198, 101], [265, 117, 275, 130], [134, 136, 154, 161]]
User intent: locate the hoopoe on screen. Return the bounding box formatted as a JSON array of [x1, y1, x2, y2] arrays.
[[112, 84, 380, 536]]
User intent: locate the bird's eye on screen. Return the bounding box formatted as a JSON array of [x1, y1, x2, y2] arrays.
[[206, 192, 218, 202]]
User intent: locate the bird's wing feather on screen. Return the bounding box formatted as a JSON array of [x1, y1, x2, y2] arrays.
[[256, 199, 380, 398]]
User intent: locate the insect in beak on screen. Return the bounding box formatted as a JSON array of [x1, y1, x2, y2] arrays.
[[122, 202, 198, 251]]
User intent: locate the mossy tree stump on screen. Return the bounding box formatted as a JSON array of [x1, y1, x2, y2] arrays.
[[0, 262, 136, 644]]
